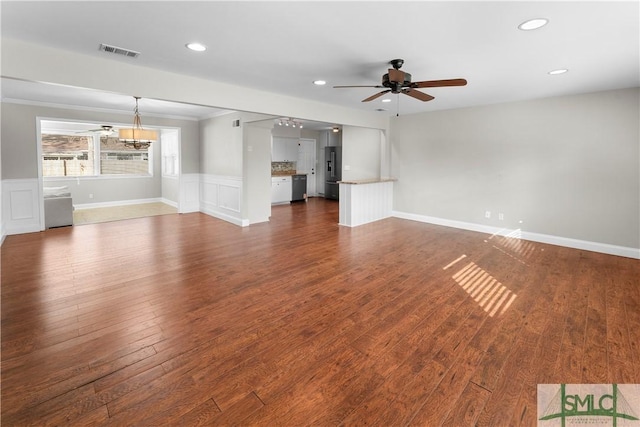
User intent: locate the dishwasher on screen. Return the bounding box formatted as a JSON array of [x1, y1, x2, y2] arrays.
[[291, 174, 307, 202]]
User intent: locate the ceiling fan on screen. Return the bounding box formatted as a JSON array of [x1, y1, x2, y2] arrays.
[[334, 59, 467, 103], [77, 125, 116, 136]]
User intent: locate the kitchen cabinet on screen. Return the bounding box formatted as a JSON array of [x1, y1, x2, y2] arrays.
[[272, 137, 299, 162], [271, 176, 292, 204]]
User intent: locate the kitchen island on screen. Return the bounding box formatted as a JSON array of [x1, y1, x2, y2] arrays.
[[338, 178, 396, 227]]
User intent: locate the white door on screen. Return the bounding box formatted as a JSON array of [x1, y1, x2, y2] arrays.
[[297, 138, 317, 196]]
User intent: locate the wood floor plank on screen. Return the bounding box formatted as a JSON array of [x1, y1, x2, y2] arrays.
[[208, 392, 264, 426], [1, 383, 96, 426], [442, 381, 491, 427], [2, 198, 638, 425], [343, 359, 447, 426], [475, 328, 542, 426], [468, 306, 526, 391], [408, 346, 485, 426], [2, 343, 159, 418], [178, 398, 222, 426]]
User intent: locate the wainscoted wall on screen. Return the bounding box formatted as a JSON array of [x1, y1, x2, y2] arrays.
[[2, 178, 42, 235], [199, 174, 247, 226], [179, 173, 200, 214]]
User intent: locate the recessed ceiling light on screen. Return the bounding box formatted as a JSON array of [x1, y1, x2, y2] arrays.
[[518, 18, 548, 31], [313, 80, 327, 86], [381, 99, 391, 103], [186, 43, 207, 52], [548, 69, 568, 75]]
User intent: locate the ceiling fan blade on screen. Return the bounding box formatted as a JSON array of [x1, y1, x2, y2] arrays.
[[362, 90, 391, 102], [334, 85, 384, 88], [412, 78, 467, 88], [388, 68, 405, 83], [402, 89, 435, 102], [76, 128, 104, 134], [76, 125, 116, 135]]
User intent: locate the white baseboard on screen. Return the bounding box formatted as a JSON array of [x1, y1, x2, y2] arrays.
[[74, 197, 165, 210], [160, 198, 178, 208], [392, 210, 640, 260], [200, 203, 249, 227]]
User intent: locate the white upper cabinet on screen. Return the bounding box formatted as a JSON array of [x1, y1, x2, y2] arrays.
[[272, 137, 299, 162]]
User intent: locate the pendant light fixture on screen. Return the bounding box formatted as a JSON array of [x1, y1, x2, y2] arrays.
[[118, 96, 158, 150]]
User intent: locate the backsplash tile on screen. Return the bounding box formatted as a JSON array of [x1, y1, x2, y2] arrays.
[[272, 161, 296, 175]]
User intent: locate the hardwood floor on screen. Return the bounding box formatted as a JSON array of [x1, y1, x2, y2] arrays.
[[2, 198, 639, 426]]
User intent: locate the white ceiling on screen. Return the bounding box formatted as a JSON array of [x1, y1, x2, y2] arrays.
[[1, 1, 638, 120]]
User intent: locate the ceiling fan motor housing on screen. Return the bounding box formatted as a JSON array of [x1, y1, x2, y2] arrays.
[[382, 72, 412, 93]]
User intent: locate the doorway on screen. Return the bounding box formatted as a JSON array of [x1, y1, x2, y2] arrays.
[[297, 138, 317, 196], [37, 119, 180, 228]]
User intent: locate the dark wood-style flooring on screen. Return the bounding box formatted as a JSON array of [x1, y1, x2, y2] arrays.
[[2, 198, 639, 426]]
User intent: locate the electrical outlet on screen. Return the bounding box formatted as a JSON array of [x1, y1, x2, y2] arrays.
[[485, 211, 491, 219], [89, 193, 94, 199]]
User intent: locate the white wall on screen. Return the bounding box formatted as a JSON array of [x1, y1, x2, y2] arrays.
[[390, 88, 640, 253], [199, 111, 275, 225], [243, 122, 272, 224], [342, 126, 382, 182], [200, 113, 244, 177], [161, 176, 179, 206]]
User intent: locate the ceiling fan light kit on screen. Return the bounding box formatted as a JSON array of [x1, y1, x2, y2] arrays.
[[118, 96, 158, 150]]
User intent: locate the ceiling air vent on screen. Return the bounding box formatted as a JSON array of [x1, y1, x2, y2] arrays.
[[99, 43, 140, 58]]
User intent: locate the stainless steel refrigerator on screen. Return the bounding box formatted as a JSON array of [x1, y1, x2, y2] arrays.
[[324, 146, 341, 200]]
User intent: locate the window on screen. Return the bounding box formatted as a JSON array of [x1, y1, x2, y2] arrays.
[[41, 134, 96, 176], [100, 136, 150, 175], [161, 129, 179, 177], [40, 120, 153, 178]]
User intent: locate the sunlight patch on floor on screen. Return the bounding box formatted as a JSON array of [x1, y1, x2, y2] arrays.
[[450, 260, 517, 317], [485, 228, 538, 264]]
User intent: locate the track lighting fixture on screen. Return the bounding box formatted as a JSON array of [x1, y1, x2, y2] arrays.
[[277, 118, 303, 129]]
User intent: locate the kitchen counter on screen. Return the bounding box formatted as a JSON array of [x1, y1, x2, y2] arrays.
[[338, 177, 397, 185], [271, 172, 307, 176]]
